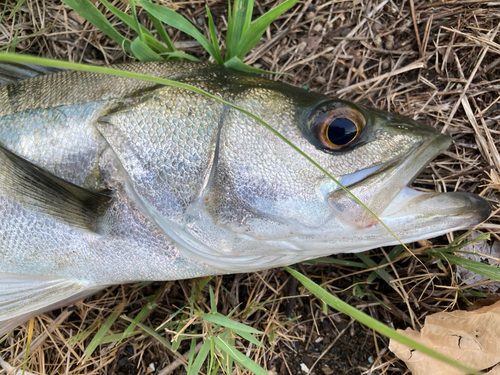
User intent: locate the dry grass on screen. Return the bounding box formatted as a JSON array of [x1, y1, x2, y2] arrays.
[[1, 0, 499, 374]]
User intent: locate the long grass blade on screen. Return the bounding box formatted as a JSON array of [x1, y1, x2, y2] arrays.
[[99, 0, 169, 55], [242, 0, 254, 33], [129, 0, 144, 42], [121, 315, 172, 349], [226, 0, 252, 61], [236, 0, 299, 59], [225, 0, 234, 60], [235, 330, 265, 348], [432, 251, 500, 280], [1, 0, 10, 24], [188, 339, 211, 375], [137, 0, 217, 60], [286, 267, 482, 375], [202, 313, 263, 334], [147, 11, 177, 52], [206, 6, 224, 64], [62, 0, 132, 53], [357, 252, 394, 284], [118, 291, 161, 345], [131, 38, 163, 61], [84, 302, 125, 362], [303, 257, 368, 268], [213, 336, 268, 375], [9, 0, 26, 19]]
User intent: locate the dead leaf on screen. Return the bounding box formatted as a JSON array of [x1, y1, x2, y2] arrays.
[[389, 300, 500, 374]]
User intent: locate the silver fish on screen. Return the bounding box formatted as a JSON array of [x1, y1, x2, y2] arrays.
[[0, 61, 490, 334]]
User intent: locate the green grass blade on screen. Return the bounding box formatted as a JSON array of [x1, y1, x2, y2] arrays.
[[198, 275, 212, 291], [242, 0, 254, 33], [143, 34, 170, 55], [159, 50, 200, 61], [186, 338, 197, 373], [206, 6, 224, 64], [99, 0, 168, 55], [463, 289, 488, 298], [67, 321, 99, 345], [218, 330, 235, 374], [236, 330, 265, 348], [286, 267, 482, 375], [236, 0, 299, 59], [100, 331, 141, 344], [118, 291, 161, 345], [213, 336, 268, 375], [189, 339, 211, 375], [0, 53, 405, 248], [444, 233, 489, 252], [84, 302, 125, 362], [129, 0, 144, 42], [131, 38, 163, 61], [147, 11, 176, 52], [226, 0, 252, 61], [171, 313, 188, 351], [225, 0, 234, 60], [1, 0, 9, 24], [303, 257, 368, 268], [9, 0, 26, 19], [156, 305, 187, 331], [357, 253, 394, 284], [62, 0, 132, 53], [121, 315, 173, 349], [137, 0, 217, 59], [431, 251, 500, 280], [9, 28, 19, 53], [365, 245, 405, 283], [209, 286, 217, 313], [202, 313, 263, 334]]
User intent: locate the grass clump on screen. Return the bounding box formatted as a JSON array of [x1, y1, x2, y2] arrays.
[[62, 0, 298, 73]]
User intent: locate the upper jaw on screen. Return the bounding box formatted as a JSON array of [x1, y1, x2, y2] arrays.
[[328, 132, 452, 229]]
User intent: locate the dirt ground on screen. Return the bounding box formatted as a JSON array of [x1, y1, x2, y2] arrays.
[[1, 0, 500, 374]]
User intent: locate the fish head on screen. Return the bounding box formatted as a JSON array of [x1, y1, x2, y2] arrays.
[[98, 70, 490, 272], [197, 80, 490, 268]]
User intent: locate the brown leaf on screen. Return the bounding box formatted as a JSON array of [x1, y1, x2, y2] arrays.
[[389, 300, 500, 374]]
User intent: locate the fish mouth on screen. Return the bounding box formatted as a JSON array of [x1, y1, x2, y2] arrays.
[[328, 131, 491, 234]]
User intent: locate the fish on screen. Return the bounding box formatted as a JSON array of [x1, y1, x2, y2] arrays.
[[0, 60, 490, 335]]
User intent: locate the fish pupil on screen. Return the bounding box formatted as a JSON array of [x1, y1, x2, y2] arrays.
[[327, 117, 357, 145]]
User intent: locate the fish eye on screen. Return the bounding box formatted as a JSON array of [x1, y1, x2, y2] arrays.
[[310, 106, 366, 150]]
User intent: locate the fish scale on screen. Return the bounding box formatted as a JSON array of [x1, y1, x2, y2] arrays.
[[0, 61, 490, 335]]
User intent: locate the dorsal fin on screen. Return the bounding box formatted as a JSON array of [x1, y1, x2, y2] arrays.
[[0, 144, 113, 233], [0, 63, 63, 85]]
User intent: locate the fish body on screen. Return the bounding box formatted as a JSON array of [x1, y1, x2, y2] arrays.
[[0, 61, 490, 333]]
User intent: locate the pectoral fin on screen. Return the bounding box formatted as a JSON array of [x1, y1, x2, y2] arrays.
[[0, 273, 104, 337], [0, 144, 113, 233]]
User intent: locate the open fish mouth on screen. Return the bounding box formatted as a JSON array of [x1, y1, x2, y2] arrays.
[[328, 130, 491, 236]]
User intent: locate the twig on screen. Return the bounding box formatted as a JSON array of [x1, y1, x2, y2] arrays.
[[157, 342, 203, 375], [443, 24, 500, 131], [13, 309, 74, 363], [336, 60, 425, 95]]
